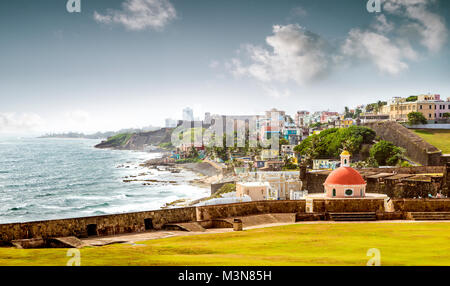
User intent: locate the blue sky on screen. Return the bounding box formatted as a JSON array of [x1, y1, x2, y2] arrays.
[[0, 0, 449, 134]]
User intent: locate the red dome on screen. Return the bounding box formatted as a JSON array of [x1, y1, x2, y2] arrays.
[[324, 167, 366, 185]]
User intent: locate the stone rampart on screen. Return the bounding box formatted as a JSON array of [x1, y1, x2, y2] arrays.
[[312, 199, 385, 213], [391, 199, 450, 212], [1, 198, 450, 244], [195, 200, 306, 221], [365, 121, 442, 166], [0, 207, 196, 243], [304, 166, 446, 197]]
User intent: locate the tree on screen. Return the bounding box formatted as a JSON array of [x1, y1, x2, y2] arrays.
[[443, 113, 450, 119], [279, 138, 289, 147], [353, 108, 362, 119], [294, 126, 376, 160], [369, 140, 405, 166], [344, 106, 353, 118], [406, 96, 418, 102], [188, 146, 199, 158], [408, 112, 427, 125]]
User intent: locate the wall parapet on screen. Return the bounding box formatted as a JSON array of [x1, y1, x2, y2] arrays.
[[1, 199, 450, 244]]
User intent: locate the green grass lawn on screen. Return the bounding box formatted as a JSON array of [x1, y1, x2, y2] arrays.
[[1, 222, 450, 266], [414, 129, 450, 154]]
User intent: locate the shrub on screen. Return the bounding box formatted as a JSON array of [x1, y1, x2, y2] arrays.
[[294, 126, 376, 159], [370, 140, 405, 166], [408, 112, 427, 125], [212, 184, 236, 198]]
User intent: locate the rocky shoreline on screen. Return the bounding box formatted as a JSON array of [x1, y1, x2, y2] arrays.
[[129, 155, 225, 207]]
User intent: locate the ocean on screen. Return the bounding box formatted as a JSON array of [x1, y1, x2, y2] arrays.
[[0, 138, 209, 224]]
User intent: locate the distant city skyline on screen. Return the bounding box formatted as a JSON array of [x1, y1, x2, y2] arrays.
[[1, 0, 449, 135]]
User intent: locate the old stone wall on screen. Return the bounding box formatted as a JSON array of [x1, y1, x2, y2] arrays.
[[304, 166, 445, 197], [392, 199, 450, 212], [312, 199, 385, 213], [0, 207, 196, 243], [364, 121, 442, 166], [2, 198, 450, 244], [195, 200, 306, 221]]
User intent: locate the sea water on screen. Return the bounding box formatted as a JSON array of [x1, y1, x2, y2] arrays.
[[0, 137, 209, 223]]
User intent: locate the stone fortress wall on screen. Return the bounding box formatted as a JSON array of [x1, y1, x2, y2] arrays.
[[364, 121, 443, 166], [302, 165, 449, 198], [1, 198, 450, 244]]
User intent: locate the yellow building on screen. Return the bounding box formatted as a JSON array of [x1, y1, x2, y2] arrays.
[[388, 100, 436, 122], [389, 101, 418, 121], [236, 182, 270, 201], [417, 102, 436, 121]]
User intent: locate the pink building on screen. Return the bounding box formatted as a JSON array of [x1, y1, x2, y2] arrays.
[[320, 112, 339, 124], [323, 151, 367, 198], [436, 101, 450, 120]]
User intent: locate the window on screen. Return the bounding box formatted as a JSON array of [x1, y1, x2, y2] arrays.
[[332, 189, 336, 197], [360, 189, 363, 196], [420, 105, 423, 110], [345, 189, 353, 196]]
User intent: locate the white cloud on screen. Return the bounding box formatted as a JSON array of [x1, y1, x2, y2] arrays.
[[341, 0, 445, 75], [230, 24, 331, 85], [94, 0, 176, 31], [209, 60, 220, 69], [373, 14, 394, 34], [0, 113, 45, 133], [65, 110, 90, 125], [291, 6, 307, 17], [342, 29, 418, 75], [261, 85, 292, 99], [383, 0, 447, 52], [226, 0, 447, 87]]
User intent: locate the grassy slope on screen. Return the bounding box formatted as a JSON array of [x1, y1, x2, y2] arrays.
[[414, 129, 450, 154], [1, 223, 450, 266], [103, 133, 133, 147]]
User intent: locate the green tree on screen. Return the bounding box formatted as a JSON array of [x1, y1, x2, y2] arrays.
[[408, 112, 427, 125], [369, 140, 405, 166], [188, 146, 199, 158], [353, 108, 362, 119], [294, 126, 376, 159], [279, 138, 289, 147], [406, 96, 418, 102]]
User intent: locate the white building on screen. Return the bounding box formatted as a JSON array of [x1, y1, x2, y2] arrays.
[[182, 107, 194, 122]]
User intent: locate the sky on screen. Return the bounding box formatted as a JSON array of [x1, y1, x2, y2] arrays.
[[0, 0, 449, 135]]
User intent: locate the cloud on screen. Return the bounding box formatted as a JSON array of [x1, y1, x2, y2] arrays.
[[383, 0, 447, 52], [230, 24, 332, 85], [209, 60, 220, 69], [341, 0, 445, 75], [94, 0, 176, 31], [373, 14, 394, 34], [226, 0, 447, 88], [261, 85, 292, 99], [65, 110, 90, 125], [291, 6, 307, 17], [0, 113, 45, 133], [342, 29, 418, 75]]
